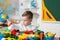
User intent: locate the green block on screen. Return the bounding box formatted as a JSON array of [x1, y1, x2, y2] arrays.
[[15, 36, 18, 40], [4, 33, 10, 38], [43, 36, 46, 40], [11, 35, 15, 38], [36, 30, 44, 34], [33, 37, 40, 40]]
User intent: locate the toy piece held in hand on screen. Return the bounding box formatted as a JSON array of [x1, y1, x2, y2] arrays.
[[0, 14, 9, 23]]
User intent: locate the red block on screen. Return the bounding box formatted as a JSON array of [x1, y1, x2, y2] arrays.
[[39, 33, 44, 40], [23, 38, 28, 40], [24, 30, 34, 34], [11, 29, 17, 36]]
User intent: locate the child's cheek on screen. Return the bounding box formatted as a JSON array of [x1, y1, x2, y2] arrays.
[[23, 21, 28, 25]]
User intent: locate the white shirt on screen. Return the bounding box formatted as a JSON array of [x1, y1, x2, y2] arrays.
[[8, 22, 37, 32]]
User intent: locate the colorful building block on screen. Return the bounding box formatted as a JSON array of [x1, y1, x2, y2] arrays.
[[45, 36, 54, 40], [5, 37, 15, 40], [11, 29, 17, 36], [24, 30, 34, 34], [39, 33, 44, 40], [0, 34, 4, 40]]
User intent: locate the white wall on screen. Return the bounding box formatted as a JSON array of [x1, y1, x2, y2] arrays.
[[37, 0, 60, 37]]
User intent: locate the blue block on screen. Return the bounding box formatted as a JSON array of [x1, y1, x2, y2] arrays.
[[46, 36, 54, 40], [0, 34, 4, 40], [20, 32, 23, 35], [28, 37, 34, 40]]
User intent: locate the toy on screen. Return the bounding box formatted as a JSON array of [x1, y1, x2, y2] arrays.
[[35, 30, 44, 35], [23, 38, 28, 40], [18, 35, 25, 40], [35, 34, 39, 38], [10, 35, 18, 40], [20, 31, 23, 35], [44, 32, 56, 40], [0, 14, 9, 23], [39, 33, 44, 40], [24, 30, 34, 34], [28, 37, 34, 40], [32, 37, 40, 40], [0, 34, 4, 40], [11, 29, 20, 36], [45, 36, 54, 40], [1, 38, 5, 40], [46, 32, 56, 37], [1, 28, 10, 37], [18, 33, 30, 40], [4, 28, 10, 32], [11, 29, 17, 36], [0, 29, 56, 40], [5, 37, 15, 40]]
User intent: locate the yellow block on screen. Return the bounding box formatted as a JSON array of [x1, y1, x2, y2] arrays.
[[48, 32, 54, 37], [5, 37, 15, 40]]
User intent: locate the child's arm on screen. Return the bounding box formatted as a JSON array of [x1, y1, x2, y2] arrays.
[[8, 24, 13, 30], [0, 22, 3, 26], [8, 24, 19, 31]]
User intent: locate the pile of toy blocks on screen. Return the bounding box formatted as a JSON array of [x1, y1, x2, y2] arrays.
[[0, 28, 56, 40]]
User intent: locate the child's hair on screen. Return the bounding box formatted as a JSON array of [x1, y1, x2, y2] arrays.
[[22, 11, 33, 19]]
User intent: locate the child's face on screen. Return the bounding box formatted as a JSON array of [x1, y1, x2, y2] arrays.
[[22, 16, 32, 26]]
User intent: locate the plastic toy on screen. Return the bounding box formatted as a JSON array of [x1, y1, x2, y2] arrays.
[[5, 37, 15, 40], [35, 34, 39, 38], [39, 33, 44, 40], [1, 28, 10, 36], [28, 37, 34, 40], [0, 14, 9, 23], [18, 35, 25, 40], [45, 36, 54, 40], [11, 29, 17, 36], [46, 32, 56, 37], [11, 29, 20, 36], [4, 28, 10, 32], [33, 37, 40, 40], [10, 35, 18, 40], [44, 32, 56, 40], [20, 31, 23, 35], [24, 30, 34, 34], [0, 29, 56, 40], [35, 30, 44, 35], [0, 34, 4, 40], [23, 38, 28, 40]]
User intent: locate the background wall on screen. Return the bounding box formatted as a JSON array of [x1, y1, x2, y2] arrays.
[[37, 0, 60, 37]]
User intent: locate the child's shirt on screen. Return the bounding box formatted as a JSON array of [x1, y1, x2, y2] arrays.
[[8, 22, 37, 32]]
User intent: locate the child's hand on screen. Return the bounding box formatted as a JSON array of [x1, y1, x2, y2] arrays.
[[7, 21, 12, 26]]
